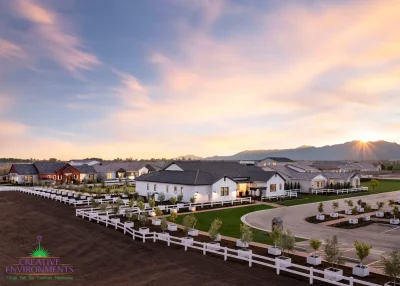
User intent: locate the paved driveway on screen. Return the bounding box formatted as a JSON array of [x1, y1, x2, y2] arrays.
[[243, 191, 400, 254]]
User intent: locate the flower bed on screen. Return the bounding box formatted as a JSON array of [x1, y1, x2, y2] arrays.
[[305, 214, 344, 224]]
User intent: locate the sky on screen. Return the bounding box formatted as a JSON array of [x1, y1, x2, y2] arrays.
[[0, 0, 399, 160]]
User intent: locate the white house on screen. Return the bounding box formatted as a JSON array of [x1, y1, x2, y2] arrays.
[[93, 162, 148, 181], [8, 164, 39, 184], [135, 161, 286, 203], [256, 157, 295, 167]]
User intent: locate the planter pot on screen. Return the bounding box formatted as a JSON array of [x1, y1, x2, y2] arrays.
[[324, 267, 343, 282], [236, 239, 249, 248], [68, 199, 76, 204], [181, 237, 194, 246], [170, 208, 178, 213], [316, 214, 325, 221], [345, 209, 352, 215], [98, 215, 109, 220], [390, 218, 400, 225], [268, 246, 282, 256], [190, 206, 196, 212], [188, 229, 199, 237], [349, 218, 358, 224], [110, 218, 120, 224], [352, 265, 369, 277], [384, 282, 400, 286], [238, 249, 252, 258], [330, 212, 338, 218], [276, 256, 292, 268], [206, 242, 221, 251], [124, 221, 134, 228], [157, 232, 170, 240], [357, 207, 364, 213], [168, 224, 177, 231], [376, 211, 385, 217], [307, 255, 322, 266], [139, 227, 150, 234], [152, 219, 161, 226], [214, 234, 221, 242], [363, 215, 371, 221], [158, 205, 166, 211]]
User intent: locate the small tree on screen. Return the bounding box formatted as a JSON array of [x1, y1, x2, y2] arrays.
[[345, 199, 354, 208], [137, 196, 144, 203], [332, 201, 339, 213], [154, 207, 163, 216], [183, 214, 197, 235], [240, 224, 253, 250], [318, 202, 324, 214], [208, 218, 222, 242], [269, 226, 282, 248], [129, 199, 135, 207], [357, 199, 363, 207], [351, 206, 358, 217], [277, 229, 296, 258], [177, 194, 183, 203], [189, 197, 196, 204], [381, 251, 400, 285], [377, 201, 385, 212], [136, 201, 145, 216], [133, 192, 139, 201], [370, 179, 379, 191], [99, 203, 108, 212], [354, 240, 372, 267], [112, 199, 123, 215], [149, 199, 156, 209], [170, 197, 177, 205], [310, 238, 322, 257], [129, 213, 138, 222], [393, 206, 399, 219], [160, 217, 168, 232], [139, 212, 148, 227], [324, 235, 344, 269], [158, 192, 165, 203], [364, 204, 372, 213], [90, 198, 100, 208], [169, 212, 177, 224]]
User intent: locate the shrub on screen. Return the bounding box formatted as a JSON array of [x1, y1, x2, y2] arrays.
[[183, 214, 197, 235], [137, 196, 144, 203], [129, 213, 138, 222], [381, 251, 400, 285], [129, 199, 135, 208], [189, 197, 196, 204], [376, 201, 385, 212], [332, 201, 339, 212], [354, 240, 372, 267], [324, 235, 344, 268], [160, 217, 168, 232], [99, 204, 108, 212], [269, 226, 282, 248], [370, 179, 379, 191], [139, 213, 148, 227], [345, 200, 354, 208], [393, 206, 399, 219], [155, 207, 163, 216], [169, 212, 177, 223], [133, 192, 139, 200], [357, 199, 363, 206], [351, 206, 358, 216], [149, 199, 156, 209], [277, 229, 295, 257], [208, 218, 222, 242], [364, 204, 372, 213], [239, 224, 253, 250], [90, 198, 99, 208], [310, 238, 322, 257], [177, 194, 183, 203], [158, 192, 165, 203], [170, 197, 177, 205], [318, 202, 324, 214]]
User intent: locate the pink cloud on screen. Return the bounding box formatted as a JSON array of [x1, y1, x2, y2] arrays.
[[0, 39, 26, 60]]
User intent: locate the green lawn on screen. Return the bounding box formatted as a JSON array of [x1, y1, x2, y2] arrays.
[[175, 205, 304, 245], [279, 179, 400, 207]]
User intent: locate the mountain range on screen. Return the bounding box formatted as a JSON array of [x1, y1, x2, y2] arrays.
[[203, 140, 400, 161]]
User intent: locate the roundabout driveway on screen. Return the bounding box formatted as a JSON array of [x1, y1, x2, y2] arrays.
[[243, 191, 400, 254]]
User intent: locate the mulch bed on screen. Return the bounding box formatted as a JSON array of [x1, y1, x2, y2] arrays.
[[305, 215, 345, 224], [329, 220, 375, 229]]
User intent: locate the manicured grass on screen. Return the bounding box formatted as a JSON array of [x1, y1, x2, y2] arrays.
[[278, 179, 400, 207], [175, 205, 305, 245]]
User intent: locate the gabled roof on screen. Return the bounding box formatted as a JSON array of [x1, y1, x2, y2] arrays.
[[322, 172, 358, 180], [135, 170, 232, 185], [75, 164, 97, 174], [9, 164, 38, 175], [259, 157, 295, 163], [34, 162, 66, 174]]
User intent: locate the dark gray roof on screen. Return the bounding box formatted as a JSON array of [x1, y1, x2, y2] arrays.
[[10, 164, 38, 175], [75, 164, 97, 174], [94, 162, 148, 173], [136, 170, 226, 185], [34, 162, 65, 174], [145, 164, 157, 172], [259, 157, 295, 162]]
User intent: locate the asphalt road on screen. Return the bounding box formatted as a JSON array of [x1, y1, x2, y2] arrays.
[[244, 191, 400, 254]]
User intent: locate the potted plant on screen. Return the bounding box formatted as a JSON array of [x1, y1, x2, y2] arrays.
[[137, 201, 149, 234], [345, 200, 354, 215], [390, 206, 400, 225], [185, 214, 198, 237], [331, 201, 339, 218], [316, 202, 325, 221], [349, 206, 359, 224], [125, 213, 137, 228], [238, 224, 253, 258], [189, 197, 196, 211], [307, 238, 322, 265], [363, 204, 372, 221], [267, 226, 282, 256], [158, 217, 170, 240], [376, 201, 385, 217], [352, 240, 372, 277], [167, 212, 178, 231], [152, 207, 163, 226], [323, 235, 344, 282], [182, 215, 197, 245], [207, 218, 222, 251], [275, 229, 295, 268], [129, 198, 136, 208], [169, 197, 178, 213], [357, 199, 364, 213], [381, 251, 400, 286], [90, 197, 100, 208]]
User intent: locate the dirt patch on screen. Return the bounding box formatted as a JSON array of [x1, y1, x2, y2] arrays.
[[0, 192, 309, 286]]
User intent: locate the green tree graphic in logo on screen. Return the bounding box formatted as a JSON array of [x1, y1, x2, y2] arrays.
[[30, 235, 50, 257]]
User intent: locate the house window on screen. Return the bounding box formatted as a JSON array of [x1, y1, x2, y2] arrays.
[[154, 184, 156, 191], [107, 173, 112, 179], [53, 175, 56, 180], [47, 175, 51, 179], [166, 185, 169, 193], [279, 184, 282, 190], [58, 175, 62, 180], [174, 186, 177, 194], [330, 180, 334, 185], [220, 187, 229, 196], [317, 182, 320, 188], [29, 176, 33, 182], [263, 163, 266, 167], [89, 174, 94, 180], [147, 184, 149, 190], [272, 162, 277, 166], [270, 184, 276, 192], [180, 187, 183, 194], [73, 175, 77, 180], [24, 176, 28, 181]]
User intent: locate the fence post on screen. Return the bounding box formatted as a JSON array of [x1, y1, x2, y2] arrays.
[[153, 232, 156, 243], [349, 277, 353, 286], [249, 252, 252, 267], [124, 224, 126, 234], [142, 233, 145, 243], [276, 261, 280, 275], [203, 243, 206, 255], [184, 240, 187, 251], [167, 235, 170, 247], [224, 247, 227, 261], [309, 267, 313, 284]]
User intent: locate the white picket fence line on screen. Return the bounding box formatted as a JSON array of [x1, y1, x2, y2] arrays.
[[311, 187, 368, 195], [76, 208, 380, 286]]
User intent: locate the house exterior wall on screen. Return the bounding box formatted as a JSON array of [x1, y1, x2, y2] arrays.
[[210, 178, 237, 201], [80, 173, 97, 182], [39, 174, 57, 181], [55, 166, 81, 184], [9, 173, 39, 184], [256, 174, 285, 197]]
